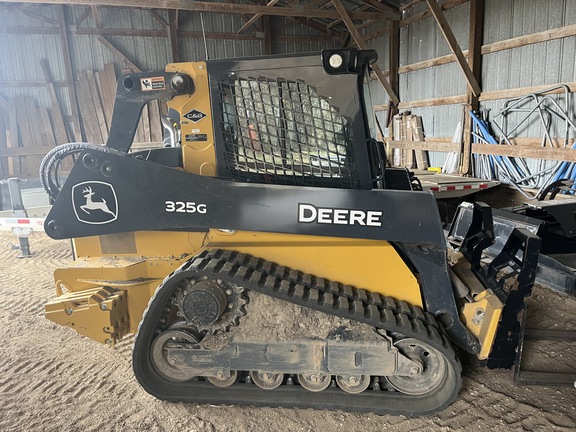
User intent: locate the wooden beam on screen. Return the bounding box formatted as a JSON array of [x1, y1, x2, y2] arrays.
[[398, 23, 576, 75], [387, 140, 460, 152], [40, 59, 69, 144], [388, 20, 399, 100], [481, 22, 576, 55], [363, 24, 389, 41], [0, 26, 59, 34], [461, 0, 484, 174], [478, 82, 576, 102], [58, 5, 81, 141], [74, 27, 166, 37], [327, 4, 369, 30], [91, 4, 100, 28], [238, 0, 280, 34], [0, 0, 388, 20], [262, 14, 272, 55], [472, 143, 576, 162], [167, 9, 180, 63], [398, 94, 467, 109], [356, 0, 400, 17], [97, 35, 142, 72], [398, 51, 467, 74], [149, 9, 168, 28], [0, 146, 55, 157], [331, 0, 399, 105], [16, 5, 58, 25], [424, 0, 481, 97], [0, 80, 67, 87], [400, 0, 468, 28], [74, 6, 92, 26]]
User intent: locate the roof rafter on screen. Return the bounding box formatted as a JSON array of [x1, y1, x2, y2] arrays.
[[0, 0, 389, 20]]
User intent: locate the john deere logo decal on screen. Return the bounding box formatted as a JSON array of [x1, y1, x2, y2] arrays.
[[72, 181, 118, 225], [184, 109, 207, 123]]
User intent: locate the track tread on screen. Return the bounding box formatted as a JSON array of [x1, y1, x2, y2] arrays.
[[133, 249, 463, 417]]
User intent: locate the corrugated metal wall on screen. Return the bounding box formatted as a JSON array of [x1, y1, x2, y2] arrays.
[[0, 4, 335, 119], [364, 0, 576, 168]]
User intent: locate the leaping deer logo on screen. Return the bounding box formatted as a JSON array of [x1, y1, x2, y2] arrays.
[[72, 181, 118, 225], [80, 186, 116, 217]]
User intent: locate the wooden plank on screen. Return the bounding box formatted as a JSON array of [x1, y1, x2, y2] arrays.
[[404, 116, 414, 168], [0, 146, 60, 157], [399, 94, 467, 109], [482, 23, 576, 55], [408, 115, 429, 169], [86, 70, 109, 141], [399, 52, 467, 74], [479, 82, 576, 102], [97, 64, 117, 134], [40, 59, 69, 144], [148, 101, 163, 144], [24, 97, 44, 176], [397, 23, 576, 75], [141, 104, 151, 143], [58, 5, 80, 141], [76, 73, 103, 143], [0, 80, 68, 88], [13, 98, 31, 176], [388, 139, 461, 152], [424, 0, 481, 97], [331, 0, 400, 105], [472, 143, 576, 162], [388, 20, 399, 100], [39, 108, 56, 147]]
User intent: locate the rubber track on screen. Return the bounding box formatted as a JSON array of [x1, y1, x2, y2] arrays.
[[133, 249, 463, 417]]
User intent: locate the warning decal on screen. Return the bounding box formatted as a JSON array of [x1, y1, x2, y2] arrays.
[[140, 76, 166, 91]]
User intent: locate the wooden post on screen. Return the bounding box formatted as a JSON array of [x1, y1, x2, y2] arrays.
[[388, 20, 399, 99], [461, 0, 484, 175], [262, 14, 272, 55], [168, 10, 180, 63], [58, 5, 81, 141]]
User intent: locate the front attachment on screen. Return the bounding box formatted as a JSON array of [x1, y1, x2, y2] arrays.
[[449, 202, 541, 368]]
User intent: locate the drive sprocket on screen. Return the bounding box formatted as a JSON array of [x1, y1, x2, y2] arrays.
[[173, 275, 247, 334]]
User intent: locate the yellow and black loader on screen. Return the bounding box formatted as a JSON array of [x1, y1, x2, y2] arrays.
[[39, 49, 573, 415]]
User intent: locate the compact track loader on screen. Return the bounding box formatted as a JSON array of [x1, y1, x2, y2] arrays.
[[40, 49, 562, 416]]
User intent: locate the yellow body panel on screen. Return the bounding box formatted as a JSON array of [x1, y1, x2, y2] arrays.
[[165, 62, 217, 177], [206, 230, 422, 308], [460, 289, 503, 360]]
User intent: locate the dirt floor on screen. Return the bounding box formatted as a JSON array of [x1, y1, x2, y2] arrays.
[[1, 231, 575, 432]]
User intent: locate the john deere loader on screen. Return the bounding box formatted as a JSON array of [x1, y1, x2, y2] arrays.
[[40, 49, 555, 416]]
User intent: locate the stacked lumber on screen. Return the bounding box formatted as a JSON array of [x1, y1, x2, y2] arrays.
[[76, 64, 163, 149], [391, 113, 429, 170], [0, 94, 67, 179], [0, 62, 165, 179]]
